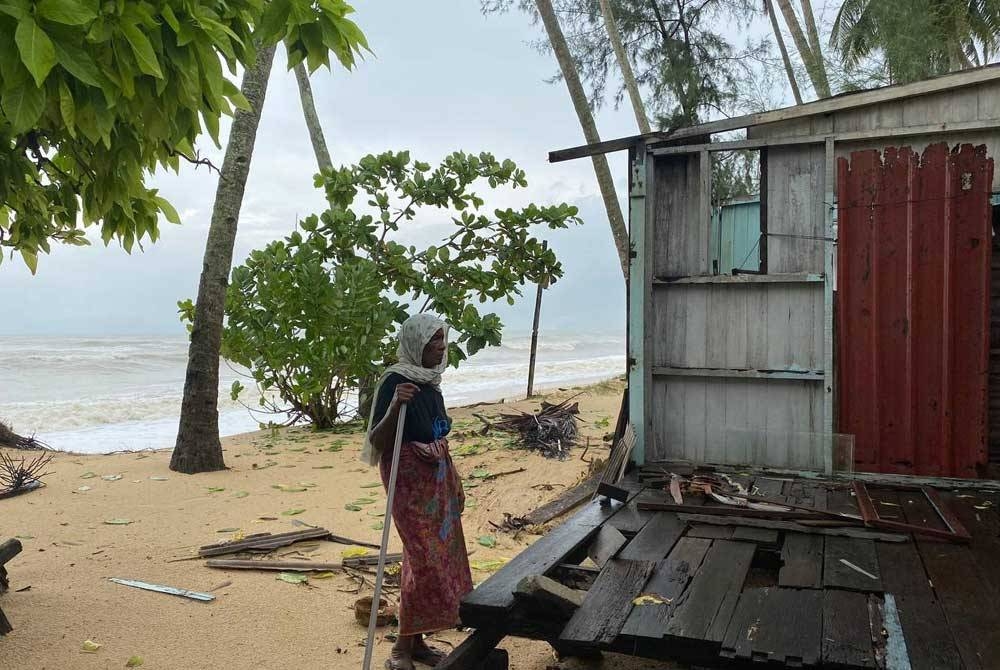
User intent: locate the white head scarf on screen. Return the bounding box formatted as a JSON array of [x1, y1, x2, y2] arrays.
[[361, 313, 449, 466]]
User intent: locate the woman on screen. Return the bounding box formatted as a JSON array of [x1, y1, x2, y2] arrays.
[[363, 313, 473, 669]]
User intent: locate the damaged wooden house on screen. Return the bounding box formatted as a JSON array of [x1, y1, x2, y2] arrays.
[[442, 65, 1000, 669]]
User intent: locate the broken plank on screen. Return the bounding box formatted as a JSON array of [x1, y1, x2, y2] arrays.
[[677, 513, 907, 542], [560, 559, 656, 645], [109, 578, 214, 602], [198, 528, 335, 557], [779, 533, 823, 588], [606, 498, 655, 535], [752, 477, 786, 499], [826, 487, 859, 516], [587, 525, 627, 568], [731, 526, 779, 545], [437, 627, 506, 670], [620, 538, 711, 640], [462, 497, 632, 624], [514, 575, 584, 620], [638, 501, 827, 520], [522, 475, 600, 526], [619, 512, 685, 561], [664, 540, 756, 644], [204, 559, 342, 572], [876, 540, 962, 670], [822, 589, 878, 668], [686, 524, 733, 539], [824, 536, 883, 592], [720, 588, 770, 660], [749, 588, 823, 666]]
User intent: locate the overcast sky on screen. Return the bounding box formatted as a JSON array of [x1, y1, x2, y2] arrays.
[[0, 1, 785, 338]]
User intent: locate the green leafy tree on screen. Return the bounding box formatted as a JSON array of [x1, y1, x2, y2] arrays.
[[0, 0, 366, 272], [188, 151, 581, 428], [831, 0, 1000, 84]]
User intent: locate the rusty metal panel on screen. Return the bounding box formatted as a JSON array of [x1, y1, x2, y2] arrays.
[[837, 143, 994, 477]]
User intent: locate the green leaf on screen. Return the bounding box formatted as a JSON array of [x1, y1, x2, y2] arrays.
[[0, 4, 27, 20], [121, 21, 163, 78], [38, 0, 96, 25], [470, 468, 492, 480], [344, 504, 362, 512], [52, 38, 101, 86], [272, 484, 308, 493], [276, 572, 308, 584], [125, 655, 144, 667], [206, 487, 225, 493], [103, 518, 133, 525], [58, 79, 75, 133], [15, 18, 56, 86], [153, 196, 180, 224], [2, 79, 44, 131], [233, 491, 249, 498], [19, 249, 38, 274], [371, 520, 384, 530], [281, 508, 306, 516], [477, 535, 496, 548], [79, 471, 96, 479], [360, 482, 381, 489], [160, 4, 180, 33]]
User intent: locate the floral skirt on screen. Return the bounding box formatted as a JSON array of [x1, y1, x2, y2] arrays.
[[379, 441, 473, 636]]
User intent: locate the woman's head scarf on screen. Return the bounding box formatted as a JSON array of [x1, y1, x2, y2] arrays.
[[361, 313, 449, 466]]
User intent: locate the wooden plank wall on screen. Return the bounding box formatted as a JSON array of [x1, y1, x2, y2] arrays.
[[765, 145, 827, 274], [653, 153, 707, 278]]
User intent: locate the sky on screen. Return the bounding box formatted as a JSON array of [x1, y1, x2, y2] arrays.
[[0, 1, 787, 338]]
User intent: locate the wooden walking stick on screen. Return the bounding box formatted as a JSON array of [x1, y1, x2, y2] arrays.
[[362, 403, 407, 670]]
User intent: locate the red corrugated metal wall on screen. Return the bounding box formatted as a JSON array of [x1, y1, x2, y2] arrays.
[[837, 143, 994, 477]]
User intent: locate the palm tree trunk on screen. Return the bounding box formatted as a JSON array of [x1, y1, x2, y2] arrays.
[[765, 0, 803, 105], [293, 60, 333, 171], [171, 44, 278, 474], [597, 0, 651, 133], [534, 0, 629, 281], [775, 0, 831, 98]]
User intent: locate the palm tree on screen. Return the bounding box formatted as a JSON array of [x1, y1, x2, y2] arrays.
[[534, 0, 630, 281], [171, 45, 278, 474], [597, 0, 651, 132], [832, 0, 1000, 84], [775, 0, 832, 97], [765, 0, 804, 104]]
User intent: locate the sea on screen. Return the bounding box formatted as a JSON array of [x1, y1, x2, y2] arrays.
[[0, 332, 625, 454]]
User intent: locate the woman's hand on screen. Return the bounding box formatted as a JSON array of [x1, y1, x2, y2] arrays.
[[392, 383, 420, 407]]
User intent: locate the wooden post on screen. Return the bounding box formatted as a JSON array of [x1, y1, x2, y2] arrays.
[[527, 242, 549, 398]]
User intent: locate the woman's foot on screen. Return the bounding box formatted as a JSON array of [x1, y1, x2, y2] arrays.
[[411, 639, 447, 667], [384, 647, 414, 670]]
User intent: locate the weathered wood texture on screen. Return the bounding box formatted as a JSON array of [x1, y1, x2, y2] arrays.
[[620, 538, 711, 640], [765, 144, 827, 273], [523, 475, 600, 526], [664, 540, 756, 644], [722, 587, 822, 665], [676, 513, 906, 542], [461, 499, 629, 624], [779, 533, 823, 588], [587, 525, 627, 568], [653, 154, 706, 278], [686, 524, 733, 539], [437, 628, 506, 670], [618, 512, 685, 561], [823, 536, 883, 592], [822, 589, 879, 669], [560, 559, 656, 645]]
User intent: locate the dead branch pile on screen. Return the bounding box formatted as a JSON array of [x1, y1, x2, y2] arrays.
[[0, 451, 53, 493], [480, 398, 579, 459], [0, 421, 49, 451]]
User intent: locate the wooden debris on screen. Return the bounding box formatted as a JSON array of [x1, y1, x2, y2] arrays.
[[523, 474, 600, 526], [0, 450, 52, 498], [677, 513, 908, 542], [479, 397, 580, 459], [205, 559, 343, 572], [0, 421, 49, 451], [197, 528, 377, 558], [514, 574, 585, 619], [109, 578, 215, 602], [587, 525, 627, 568], [343, 553, 402, 569]]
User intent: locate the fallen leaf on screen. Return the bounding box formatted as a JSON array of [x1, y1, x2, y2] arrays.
[[277, 572, 309, 584], [323, 445, 344, 453], [79, 472, 97, 479], [351, 498, 375, 505], [272, 485, 308, 493], [77, 486, 92, 492], [312, 571, 337, 579], [344, 504, 362, 512], [233, 491, 249, 499], [14, 535, 33, 540], [216, 527, 240, 533], [360, 482, 381, 489], [82, 640, 102, 653], [477, 535, 497, 548], [633, 593, 669, 606], [312, 465, 335, 470], [104, 519, 132, 525], [287, 447, 307, 452], [297, 482, 318, 488], [463, 481, 479, 490], [125, 655, 144, 667], [470, 558, 507, 572], [206, 487, 225, 493], [149, 476, 168, 481], [341, 547, 370, 559], [282, 508, 306, 516], [470, 469, 492, 480], [367, 511, 385, 517], [371, 521, 384, 530], [258, 516, 278, 521], [101, 474, 123, 481]]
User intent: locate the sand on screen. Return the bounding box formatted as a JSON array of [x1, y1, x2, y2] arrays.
[[0, 379, 681, 669]]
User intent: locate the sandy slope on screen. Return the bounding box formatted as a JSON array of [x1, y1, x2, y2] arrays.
[[0, 379, 678, 669]]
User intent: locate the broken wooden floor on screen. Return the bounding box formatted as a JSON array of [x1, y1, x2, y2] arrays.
[[456, 471, 1000, 669]]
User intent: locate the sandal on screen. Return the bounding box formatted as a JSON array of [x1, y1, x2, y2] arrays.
[[411, 644, 448, 667]]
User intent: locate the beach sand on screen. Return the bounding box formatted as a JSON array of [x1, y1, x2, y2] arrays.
[[0, 379, 680, 669]]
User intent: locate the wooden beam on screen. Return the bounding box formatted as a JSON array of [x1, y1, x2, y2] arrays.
[[0, 539, 22, 567], [653, 272, 824, 284], [652, 366, 824, 381], [204, 559, 342, 572], [437, 628, 506, 670], [676, 513, 908, 542], [549, 65, 1000, 162]]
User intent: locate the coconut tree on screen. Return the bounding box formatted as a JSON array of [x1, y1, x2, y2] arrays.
[[765, 0, 804, 104], [597, 0, 651, 132], [775, 0, 832, 97], [831, 0, 1000, 83]]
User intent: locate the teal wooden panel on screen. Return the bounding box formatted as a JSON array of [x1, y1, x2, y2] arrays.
[[712, 200, 761, 273]]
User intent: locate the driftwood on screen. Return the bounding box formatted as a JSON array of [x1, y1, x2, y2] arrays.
[[0, 421, 49, 451], [0, 451, 52, 496], [199, 529, 333, 558], [205, 559, 342, 572]]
